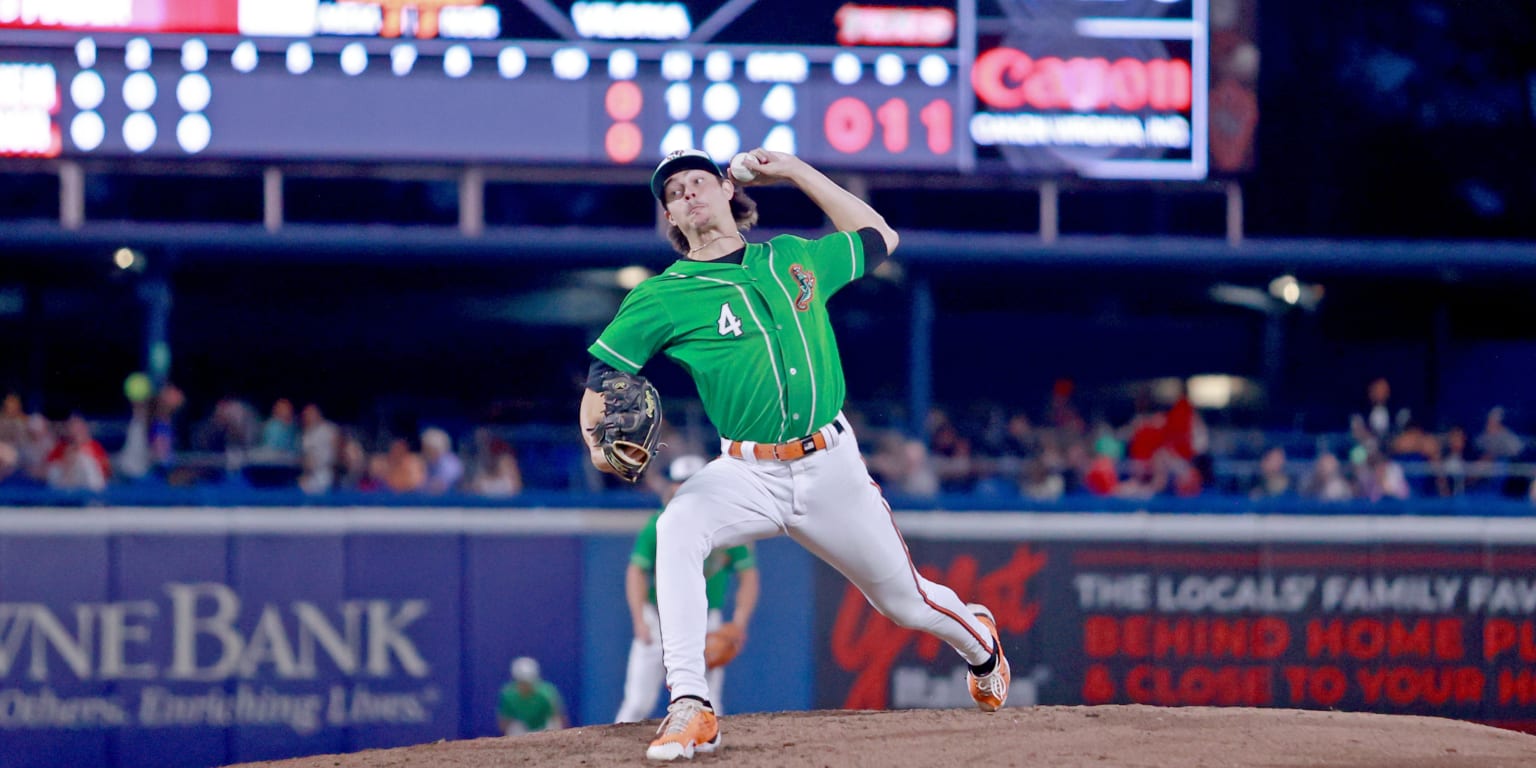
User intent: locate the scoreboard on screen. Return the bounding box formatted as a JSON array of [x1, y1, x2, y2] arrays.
[[0, 0, 1231, 180]]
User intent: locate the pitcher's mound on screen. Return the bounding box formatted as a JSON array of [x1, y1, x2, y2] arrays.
[[230, 705, 1536, 768]]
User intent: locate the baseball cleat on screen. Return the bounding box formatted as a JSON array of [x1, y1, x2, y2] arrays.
[[966, 603, 1011, 712], [646, 698, 720, 761]]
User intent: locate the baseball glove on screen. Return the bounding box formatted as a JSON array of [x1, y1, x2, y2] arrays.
[[589, 371, 662, 483], [704, 624, 746, 669]]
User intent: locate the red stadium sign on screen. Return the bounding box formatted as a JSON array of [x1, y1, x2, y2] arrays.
[[972, 47, 1192, 113], [0, 0, 239, 34], [835, 4, 955, 47]]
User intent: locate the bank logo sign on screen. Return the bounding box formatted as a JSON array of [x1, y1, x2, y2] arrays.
[[0, 582, 439, 734]]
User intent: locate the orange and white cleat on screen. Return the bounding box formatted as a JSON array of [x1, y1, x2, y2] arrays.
[[646, 697, 721, 761], [966, 603, 1011, 712]]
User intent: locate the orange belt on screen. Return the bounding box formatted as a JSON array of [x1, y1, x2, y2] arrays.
[[726, 420, 845, 462]]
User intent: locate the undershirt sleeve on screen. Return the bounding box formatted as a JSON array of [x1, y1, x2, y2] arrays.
[[587, 358, 619, 393], [858, 227, 889, 273]]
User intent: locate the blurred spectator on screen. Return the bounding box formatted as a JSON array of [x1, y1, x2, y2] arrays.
[[298, 404, 340, 495], [1162, 380, 1207, 462], [1356, 377, 1410, 447], [420, 427, 464, 494], [1437, 426, 1469, 497], [926, 409, 976, 493], [1387, 420, 1441, 496], [1168, 452, 1205, 498], [1081, 436, 1120, 497], [865, 430, 938, 499], [118, 402, 153, 481], [470, 438, 524, 497], [0, 392, 25, 447], [149, 383, 185, 468], [1248, 446, 1293, 500], [1300, 452, 1353, 501], [367, 453, 391, 492], [1358, 449, 1410, 502], [1474, 406, 1526, 497], [197, 396, 260, 455], [44, 416, 111, 492], [1390, 421, 1441, 462], [259, 398, 300, 454], [1, 398, 42, 486], [1046, 378, 1087, 437], [381, 438, 426, 493], [18, 414, 55, 482], [1475, 406, 1524, 460], [334, 432, 378, 492], [1002, 411, 1037, 457], [1121, 392, 1166, 476], [0, 441, 19, 486], [1019, 456, 1064, 502], [1116, 448, 1197, 500]]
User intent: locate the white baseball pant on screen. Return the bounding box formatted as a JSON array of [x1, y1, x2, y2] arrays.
[[654, 413, 996, 704]]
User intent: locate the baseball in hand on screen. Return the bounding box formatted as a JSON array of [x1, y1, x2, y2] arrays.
[[729, 152, 757, 182]]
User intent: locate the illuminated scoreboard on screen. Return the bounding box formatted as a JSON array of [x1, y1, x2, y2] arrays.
[[0, 0, 1244, 180]]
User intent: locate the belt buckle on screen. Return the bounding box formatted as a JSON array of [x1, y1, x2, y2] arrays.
[[800, 436, 817, 454]]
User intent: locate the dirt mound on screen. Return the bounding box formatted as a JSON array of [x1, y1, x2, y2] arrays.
[[229, 705, 1536, 768]]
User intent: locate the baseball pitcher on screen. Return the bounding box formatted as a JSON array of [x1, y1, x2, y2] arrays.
[[580, 147, 1010, 762]]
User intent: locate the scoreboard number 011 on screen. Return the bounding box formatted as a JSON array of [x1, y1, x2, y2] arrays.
[[824, 96, 954, 156]]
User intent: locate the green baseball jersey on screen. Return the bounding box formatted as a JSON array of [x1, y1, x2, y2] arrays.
[[589, 231, 866, 443], [631, 511, 756, 608], [497, 681, 564, 731]]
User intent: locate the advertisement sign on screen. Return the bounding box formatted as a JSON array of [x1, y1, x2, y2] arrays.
[[0, 525, 586, 768], [815, 537, 1536, 734]]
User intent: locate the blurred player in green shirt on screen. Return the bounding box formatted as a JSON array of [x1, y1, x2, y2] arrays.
[[497, 656, 567, 735]]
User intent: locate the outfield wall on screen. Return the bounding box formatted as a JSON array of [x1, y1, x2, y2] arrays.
[[2, 509, 1535, 767]]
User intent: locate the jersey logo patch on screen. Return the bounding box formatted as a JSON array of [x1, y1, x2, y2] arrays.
[[789, 264, 816, 311]]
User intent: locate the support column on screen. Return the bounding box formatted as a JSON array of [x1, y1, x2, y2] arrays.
[[1428, 302, 1449, 428], [1039, 180, 1058, 244], [138, 276, 173, 388], [460, 165, 485, 237], [908, 275, 934, 439], [59, 161, 84, 230], [263, 167, 283, 232], [1226, 181, 1244, 247], [1262, 309, 1284, 416]]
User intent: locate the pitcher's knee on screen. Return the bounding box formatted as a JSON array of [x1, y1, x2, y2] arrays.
[[656, 498, 713, 560], [863, 594, 935, 630]]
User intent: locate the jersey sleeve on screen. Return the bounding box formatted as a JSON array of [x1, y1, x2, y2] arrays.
[[790, 230, 866, 298], [588, 284, 673, 373], [629, 512, 661, 570], [726, 543, 756, 572]]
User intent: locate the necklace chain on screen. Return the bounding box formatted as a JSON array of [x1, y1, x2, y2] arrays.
[[689, 233, 746, 256]]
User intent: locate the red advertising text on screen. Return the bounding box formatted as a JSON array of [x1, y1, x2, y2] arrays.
[[830, 545, 1046, 710], [972, 48, 1192, 113]]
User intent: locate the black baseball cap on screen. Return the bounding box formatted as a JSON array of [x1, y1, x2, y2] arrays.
[[651, 148, 724, 202]]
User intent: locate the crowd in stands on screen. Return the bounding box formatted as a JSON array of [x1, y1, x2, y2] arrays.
[[0, 375, 1530, 509], [0, 386, 525, 499], [859, 377, 1531, 507]]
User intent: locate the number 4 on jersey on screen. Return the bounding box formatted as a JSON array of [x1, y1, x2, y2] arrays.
[[717, 302, 744, 337]]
